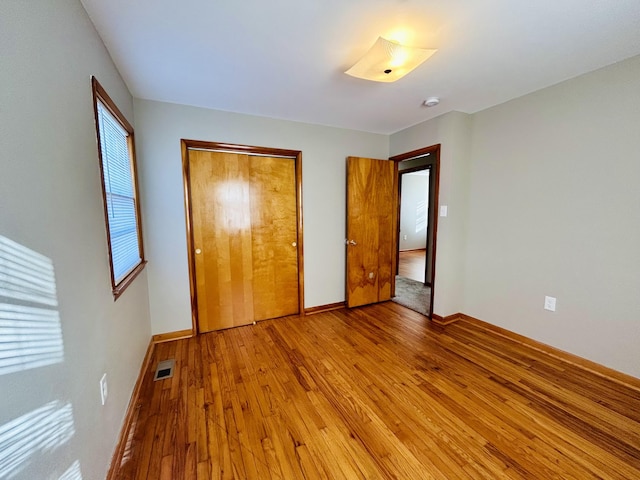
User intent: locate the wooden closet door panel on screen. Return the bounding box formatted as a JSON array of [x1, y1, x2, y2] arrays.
[[249, 155, 299, 321], [190, 150, 254, 331]]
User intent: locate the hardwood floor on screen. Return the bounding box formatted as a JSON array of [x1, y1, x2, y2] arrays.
[[112, 303, 640, 479], [398, 249, 426, 283]]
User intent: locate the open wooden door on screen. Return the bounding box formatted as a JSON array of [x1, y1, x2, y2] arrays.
[[346, 156, 396, 308]]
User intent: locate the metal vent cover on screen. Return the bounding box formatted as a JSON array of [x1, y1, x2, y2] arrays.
[[153, 359, 175, 381]]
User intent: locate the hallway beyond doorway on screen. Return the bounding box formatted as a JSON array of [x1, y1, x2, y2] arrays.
[[398, 249, 426, 283], [394, 249, 430, 316]]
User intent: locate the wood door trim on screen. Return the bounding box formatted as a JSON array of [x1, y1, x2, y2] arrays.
[[399, 164, 433, 175], [390, 144, 440, 319], [390, 144, 440, 163], [391, 160, 399, 297], [182, 140, 199, 335], [295, 150, 305, 317], [182, 139, 300, 158], [182, 139, 304, 334]]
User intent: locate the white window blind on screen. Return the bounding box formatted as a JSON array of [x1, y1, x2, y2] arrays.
[[96, 101, 142, 284]]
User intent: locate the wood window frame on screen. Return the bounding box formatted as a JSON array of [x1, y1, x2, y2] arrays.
[[91, 77, 146, 300]]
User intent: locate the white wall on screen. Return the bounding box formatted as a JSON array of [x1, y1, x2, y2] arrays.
[[463, 55, 640, 377], [134, 99, 389, 335], [399, 173, 429, 251], [391, 56, 640, 377], [391, 111, 473, 318], [0, 1, 152, 478]]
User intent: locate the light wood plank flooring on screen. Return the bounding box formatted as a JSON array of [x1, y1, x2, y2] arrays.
[[112, 303, 640, 479], [398, 249, 426, 283]]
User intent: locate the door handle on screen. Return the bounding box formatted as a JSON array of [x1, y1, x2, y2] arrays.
[[348, 240, 357, 246], [291, 242, 297, 247], [195, 248, 202, 254]]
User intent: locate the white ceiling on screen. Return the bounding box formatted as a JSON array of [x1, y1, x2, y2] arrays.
[[80, 0, 640, 134]]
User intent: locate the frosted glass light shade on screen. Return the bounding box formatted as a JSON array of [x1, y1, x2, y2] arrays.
[[345, 37, 437, 83]]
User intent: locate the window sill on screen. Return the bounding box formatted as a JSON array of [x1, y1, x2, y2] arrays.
[[113, 260, 147, 301]]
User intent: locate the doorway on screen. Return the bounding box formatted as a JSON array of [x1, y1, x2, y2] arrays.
[[390, 145, 440, 317], [398, 168, 430, 283], [182, 140, 304, 333]]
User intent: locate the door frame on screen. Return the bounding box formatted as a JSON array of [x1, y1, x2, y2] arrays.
[[390, 144, 440, 319], [181, 139, 305, 334]]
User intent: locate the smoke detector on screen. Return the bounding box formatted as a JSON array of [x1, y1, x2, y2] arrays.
[[423, 97, 440, 107]]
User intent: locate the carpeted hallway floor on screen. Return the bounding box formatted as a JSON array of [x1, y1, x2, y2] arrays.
[[392, 275, 431, 316]]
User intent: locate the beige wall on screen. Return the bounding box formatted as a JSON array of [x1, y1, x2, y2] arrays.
[[391, 111, 473, 318], [134, 99, 389, 335], [0, 0, 152, 478], [390, 56, 640, 377], [463, 55, 640, 377]]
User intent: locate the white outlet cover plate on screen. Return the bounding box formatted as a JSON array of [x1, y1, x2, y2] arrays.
[[544, 296, 557, 311], [440, 205, 448, 217]]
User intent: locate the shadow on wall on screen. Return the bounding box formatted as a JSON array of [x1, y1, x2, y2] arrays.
[[0, 236, 83, 479]]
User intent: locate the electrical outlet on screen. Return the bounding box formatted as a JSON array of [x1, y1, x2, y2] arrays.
[[100, 373, 108, 405], [544, 296, 556, 312], [403, 235, 407, 240]]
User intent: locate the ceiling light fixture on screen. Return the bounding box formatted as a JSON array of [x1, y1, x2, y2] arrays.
[[345, 37, 437, 83]]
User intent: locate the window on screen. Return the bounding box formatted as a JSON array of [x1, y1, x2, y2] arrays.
[[91, 77, 145, 299]]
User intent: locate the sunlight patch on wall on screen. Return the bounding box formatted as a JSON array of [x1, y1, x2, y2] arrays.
[[0, 237, 58, 305], [57, 460, 83, 480], [415, 200, 428, 233], [0, 401, 75, 479], [0, 236, 64, 376]]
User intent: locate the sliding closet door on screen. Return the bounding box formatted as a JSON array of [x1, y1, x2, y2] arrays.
[[189, 150, 255, 331], [250, 156, 299, 321], [187, 148, 300, 332]]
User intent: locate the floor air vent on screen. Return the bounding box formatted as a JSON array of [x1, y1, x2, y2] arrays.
[[153, 359, 175, 381]]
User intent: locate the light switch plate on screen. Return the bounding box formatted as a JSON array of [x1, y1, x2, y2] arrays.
[[440, 205, 448, 217], [100, 373, 108, 405]]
